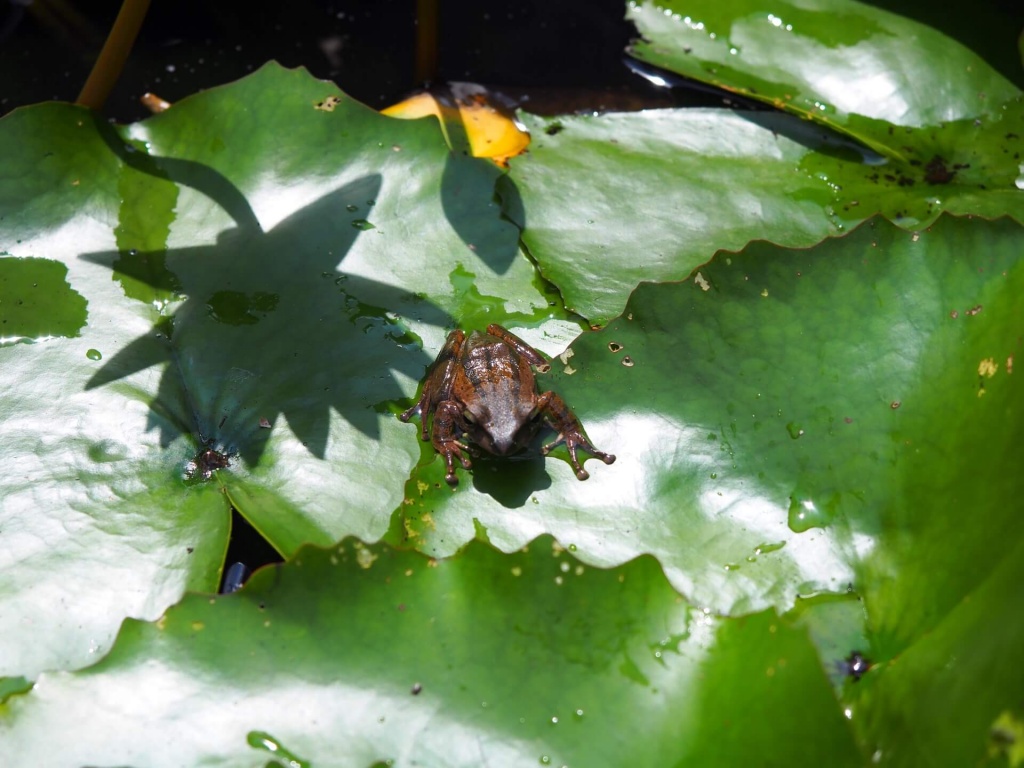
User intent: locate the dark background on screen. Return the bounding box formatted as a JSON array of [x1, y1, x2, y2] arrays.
[[1, 0, 1021, 122], [1, 0, 665, 121]]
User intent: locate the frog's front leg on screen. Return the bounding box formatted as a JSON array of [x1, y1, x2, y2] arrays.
[[400, 329, 466, 441], [432, 399, 473, 486], [536, 391, 616, 480]]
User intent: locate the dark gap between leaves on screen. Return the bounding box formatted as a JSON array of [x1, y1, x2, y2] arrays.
[[219, 508, 283, 594]]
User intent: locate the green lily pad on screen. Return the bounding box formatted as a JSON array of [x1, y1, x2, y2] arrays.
[[394, 214, 1024, 628], [0, 536, 860, 766], [849, 533, 1024, 766], [506, 99, 1023, 327], [0, 63, 570, 677], [626, 0, 1022, 154]]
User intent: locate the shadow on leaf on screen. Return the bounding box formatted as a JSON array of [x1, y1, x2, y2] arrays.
[[83, 123, 456, 467]]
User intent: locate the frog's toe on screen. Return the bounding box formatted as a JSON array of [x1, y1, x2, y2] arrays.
[[575, 467, 590, 481], [540, 434, 564, 455]]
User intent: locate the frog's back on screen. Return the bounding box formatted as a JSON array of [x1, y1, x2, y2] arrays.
[[458, 330, 536, 410]]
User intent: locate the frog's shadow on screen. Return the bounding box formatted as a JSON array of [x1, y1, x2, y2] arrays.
[[468, 448, 553, 507]]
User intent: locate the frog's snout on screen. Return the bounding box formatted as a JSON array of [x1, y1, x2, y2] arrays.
[[490, 435, 516, 455]]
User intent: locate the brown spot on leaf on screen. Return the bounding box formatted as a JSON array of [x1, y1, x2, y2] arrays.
[[924, 156, 955, 184]]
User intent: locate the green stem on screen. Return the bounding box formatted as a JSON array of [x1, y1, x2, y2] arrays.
[[76, 0, 152, 112]]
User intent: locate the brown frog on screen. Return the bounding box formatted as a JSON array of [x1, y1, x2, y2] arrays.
[[400, 324, 615, 486]]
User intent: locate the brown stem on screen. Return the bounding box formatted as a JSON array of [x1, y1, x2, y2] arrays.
[[415, 0, 438, 85], [76, 0, 152, 111]]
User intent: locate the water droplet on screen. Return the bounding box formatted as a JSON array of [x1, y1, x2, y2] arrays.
[[346, 204, 358, 212], [86, 348, 102, 361], [246, 731, 310, 767], [786, 422, 805, 439], [752, 541, 786, 558], [568, 543, 577, 552], [351, 219, 375, 230], [540, 757, 551, 765], [787, 491, 838, 532], [551, 716, 559, 724]]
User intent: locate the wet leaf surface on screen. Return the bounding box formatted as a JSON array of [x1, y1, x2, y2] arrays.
[[0, 63, 566, 676], [1, 10, 1023, 763], [626, 0, 1022, 153], [391, 214, 1024, 627], [0, 257, 87, 344], [506, 99, 1024, 326], [0, 536, 860, 766]]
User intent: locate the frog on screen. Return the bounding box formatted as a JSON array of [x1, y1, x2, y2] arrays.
[[400, 324, 616, 486]]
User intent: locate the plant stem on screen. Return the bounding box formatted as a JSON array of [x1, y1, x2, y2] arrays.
[[76, 0, 151, 112], [415, 0, 438, 85]]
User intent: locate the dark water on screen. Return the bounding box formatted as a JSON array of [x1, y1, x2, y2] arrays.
[[0, 0, 668, 120], [2, 0, 1020, 121]]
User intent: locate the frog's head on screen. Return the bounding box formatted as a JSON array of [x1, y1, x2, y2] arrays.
[[464, 405, 539, 456]]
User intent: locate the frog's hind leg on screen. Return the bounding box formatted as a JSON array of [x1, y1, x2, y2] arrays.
[[400, 329, 467, 441], [485, 324, 547, 368], [432, 399, 473, 486], [537, 391, 616, 480]]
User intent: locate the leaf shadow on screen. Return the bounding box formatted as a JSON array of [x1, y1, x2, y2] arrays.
[[83, 121, 456, 467], [436, 94, 522, 278]]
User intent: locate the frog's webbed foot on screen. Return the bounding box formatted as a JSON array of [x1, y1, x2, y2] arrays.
[[436, 439, 473, 486], [542, 432, 616, 480], [538, 392, 616, 480]]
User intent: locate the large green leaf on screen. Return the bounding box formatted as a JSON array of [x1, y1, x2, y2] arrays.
[[0, 536, 862, 766], [508, 107, 1024, 325], [390, 213, 1024, 633], [0, 63, 573, 677], [2, 7, 1023, 760], [850, 533, 1024, 767], [626, 0, 1022, 152]]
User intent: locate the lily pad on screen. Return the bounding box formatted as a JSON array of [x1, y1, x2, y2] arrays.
[[0, 536, 860, 766], [626, 0, 1022, 154], [393, 214, 1024, 626], [0, 63, 568, 677], [506, 95, 1023, 326]]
